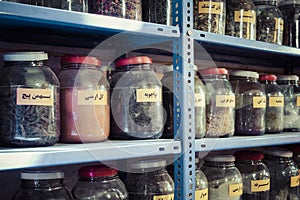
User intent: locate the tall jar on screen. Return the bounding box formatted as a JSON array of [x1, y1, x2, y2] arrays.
[[72, 164, 128, 199], [197, 68, 235, 138], [142, 0, 172, 25], [124, 159, 174, 199], [226, 0, 257, 40], [194, 0, 226, 34], [234, 150, 270, 200], [59, 55, 110, 143], [13, 170, 71, 200], [254, 0, 284, 44], [229, 70, 266, 136], [277, 75, 300, 131], [201, 155, 243, 200], [61, 0, 88, 12], [0, 52, 60, 147], [110, 56, 164, 140], [263, 148, 300, 200], [258, 74, 284, 133]]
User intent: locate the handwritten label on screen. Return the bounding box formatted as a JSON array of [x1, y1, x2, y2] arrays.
[[16, 88, 53, 106], [251, 179, 270, 192], [253, 96, 266, 108], [290, 175, 300, 187], [195, 188, 208, 200], [195, 93, 205, 107], [198, 2, 223, 15], [297, 96, 300, 107], [77, 90, 108, 105], [234, 10, 256, 24], [269, 96, 284, 107], [136, 88, 162, 103], [229, 183, 243, 196], [153, 194, 174, 200], [275, 18, 284, 31], [216, 95, 235, 107]]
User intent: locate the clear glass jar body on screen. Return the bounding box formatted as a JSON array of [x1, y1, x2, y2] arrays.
[[59, 63, 110, 143], [61, 0, 88, 12], [142, 0, 172, 25], [255, 1, 284, 44], [195, 167, 209, 199], [226, 0, 257, 40], [0, 60, 60, 147], [88, 0, 142, 20], [110, 64, 164, 139], [194, 0, 226, 34]]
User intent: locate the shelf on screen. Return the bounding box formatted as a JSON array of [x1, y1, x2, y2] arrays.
[[0, 139, 181, 171]]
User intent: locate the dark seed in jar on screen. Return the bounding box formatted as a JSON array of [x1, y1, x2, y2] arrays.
[[142, 0, 171, 25], [61, 0, 88, 12]]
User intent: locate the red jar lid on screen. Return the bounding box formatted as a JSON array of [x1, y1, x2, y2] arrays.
[[61, 55, 101, 66], [198, 68, 228, 75], [78, 164, 118, 178], [234, 150, 264, 161], [259, 75, 277, 81], [115, 56, 152, 68]]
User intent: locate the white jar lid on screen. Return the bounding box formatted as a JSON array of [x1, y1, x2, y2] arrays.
[[277, 75, 299, 81], [130, 159, 167, 169], [204, 155, 235, 162], [229, 70, 259, 79], [21, 170, 64, 180], [3, 52, 48, 61], [264, 148, 293, 158]]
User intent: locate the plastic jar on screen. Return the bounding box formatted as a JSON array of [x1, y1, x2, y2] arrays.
[[142, 0, 171, 25], [124, 159, 174, 199], [226, 0, 257, 40], [201, 155, 243, 200], [0, 52, 60, 147], [194, 0, 226, 34], [254, 0, 284, 44], [229, 70, 266, 136], [59, 55, 110, 143], [277, 75, 300, 131], [259, 74, 284, 133], [263, 148, 300, 200], [13, 170, 71, 200], [279, 0, 300, 48], [234, 150, 270, 200], [72, 164, 128, 199], [61, 0, 88, 12], [88, 0, 142, 20], [110, 56, 164, 140]]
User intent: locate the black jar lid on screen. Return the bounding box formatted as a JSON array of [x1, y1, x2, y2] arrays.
[[78, 164, 118, 178], [115, 56, 152, 68], [259, 74, 277, 81], [198, 67, 228, 75], [3, 52, 48, 62], [61, 55, 101, 66], [21, 170, 64, 180], [234, 150, 264, 161]]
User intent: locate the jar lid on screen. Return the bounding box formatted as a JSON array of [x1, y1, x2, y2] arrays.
[[279, 0, 300, 7], [130, 159, 167, 169], [259, 74, 277, 81], [21, 170, 64, 180], [115, 56, 152, 68], [204, 155, 235, 162], [61, 55, 101, 66], [264, 148, 293, 158], [3, 52, 48, 61], [234, 150, 264, 161], [277, 75, 299, 81], [198, 68, 228, 75], [229, 70, 259, 79], [78, 164, 118, 178]]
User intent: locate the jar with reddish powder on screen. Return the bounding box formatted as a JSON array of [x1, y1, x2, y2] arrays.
[[59, 55, 110, 143]]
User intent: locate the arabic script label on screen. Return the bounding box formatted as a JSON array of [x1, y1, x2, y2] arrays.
[[195, 188, 208, 200], [269, 96, 284, 107], [195, 93, 205, 107], [290, 175, 300, 187], [16, 88, 53, 106], [215, 95, 235, 107], [136, 88, 162, 103], [234, 10, 256, 24], [251, 179, 270, 192], [253, 96, 266, 108], [229, 183, 243, 196], [77, 90, 108, 105], [152, 194, 174, 200], [198, 2, 223, 15]]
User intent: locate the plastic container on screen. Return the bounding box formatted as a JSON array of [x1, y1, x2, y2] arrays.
[[226, 0, 257, 40], [61, 0, 88, 12], [229, 70, 266, 136], [277, 75, 300, 131], [59, 55, 110, 143], [259, 74, 284, 133], [13, 170, 71, 200], [254, 0, 284, 44], [0, 52, 60, 147], [197, 68, 235, 138], [110, 56, 164, 140], [72, 164, 128, 199], [124, 159, 174, 199], [194, 0, 226, 34], [234, 150, 270, 200], [201, 154, 243, 200], [142, 0, 172, 25]]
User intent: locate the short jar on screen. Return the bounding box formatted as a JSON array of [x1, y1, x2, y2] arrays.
[[142, 0, 172, 25]]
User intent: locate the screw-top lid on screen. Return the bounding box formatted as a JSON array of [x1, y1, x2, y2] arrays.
[[78, 164, 118, 178], [279, 0, 300, 7], [264, 148, 293, 158], [3, 52, 48, 61], [130, 159, 167, 169], [21, 170, 64, 180], [61, 55, 101, 66], [204, 155, 235, 162], [259, 74, 277, 81], [229, 70, 259, 79], [277, 75, 299, 81], [234, 150, 264, 161], [288, 145, 300, 155], [115, 56, 152, 68], [198, 67, 228, 75]]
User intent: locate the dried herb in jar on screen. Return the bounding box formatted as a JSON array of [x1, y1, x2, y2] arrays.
[[142, 0, 172, 25]]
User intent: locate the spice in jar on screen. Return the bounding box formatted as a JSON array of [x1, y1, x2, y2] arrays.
[[142, 0, 172, 25], [61, 0, 88, 12]]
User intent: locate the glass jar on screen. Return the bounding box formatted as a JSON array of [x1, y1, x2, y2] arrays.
[[229, 70, 266, 136], [197, 68, 235, 138], [59, 55, 110, 143], [88, 0, 142, 20], [258, 74, 284, 133], [279, 0, 300, 48], [110, 56, 163, 140], [201, 154, 243, 200], [142, 0, 172, 25], [194, 0, 226, 34], [61, 0, 88, 12], [234, 150, 270, 200], [72, 164, 128, 199], [13, 170, 71, 200], [277, 75, 300, 131], [124, 159, 174, 199], [263, 148, 300, 200], [226, 0, 257, 40], [195, 158, 209, 199], [254, 0, 284, 44], [0, 52, 60, 147]]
